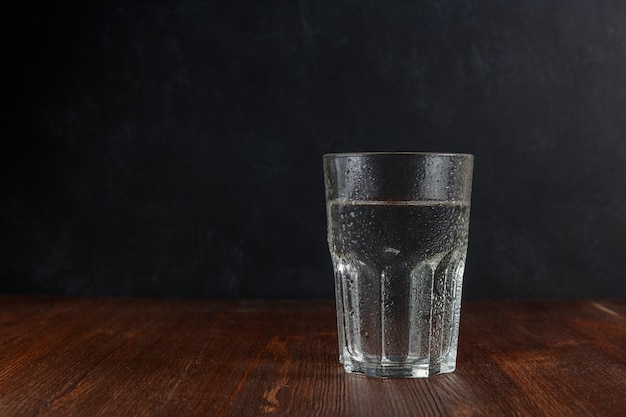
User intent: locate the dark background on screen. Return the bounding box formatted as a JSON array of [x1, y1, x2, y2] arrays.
[[2, 1, 625, 299]]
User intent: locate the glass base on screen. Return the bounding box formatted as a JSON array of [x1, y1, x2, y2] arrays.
[[340, 353, 456, 378]]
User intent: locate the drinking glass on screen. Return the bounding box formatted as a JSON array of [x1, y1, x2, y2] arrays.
[[324, 152, 474, 378]]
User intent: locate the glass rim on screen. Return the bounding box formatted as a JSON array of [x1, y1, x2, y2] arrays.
[[323, 151, 473, 158]]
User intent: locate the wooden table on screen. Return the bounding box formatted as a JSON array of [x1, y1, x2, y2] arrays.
[[0, 296, 624, 416]]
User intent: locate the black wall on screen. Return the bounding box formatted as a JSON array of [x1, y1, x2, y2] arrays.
[[2, 1, 626, 299]]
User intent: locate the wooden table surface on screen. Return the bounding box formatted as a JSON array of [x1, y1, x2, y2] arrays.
[[0, 296, 624, 417]]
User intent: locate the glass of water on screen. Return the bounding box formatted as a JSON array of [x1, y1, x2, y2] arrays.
[[323, 152, 474, 378]]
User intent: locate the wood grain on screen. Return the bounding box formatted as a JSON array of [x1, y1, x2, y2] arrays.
[[0, 297, 624, 416]]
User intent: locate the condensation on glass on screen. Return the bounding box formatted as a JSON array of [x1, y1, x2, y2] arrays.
[[324, 152, 474, 378]]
